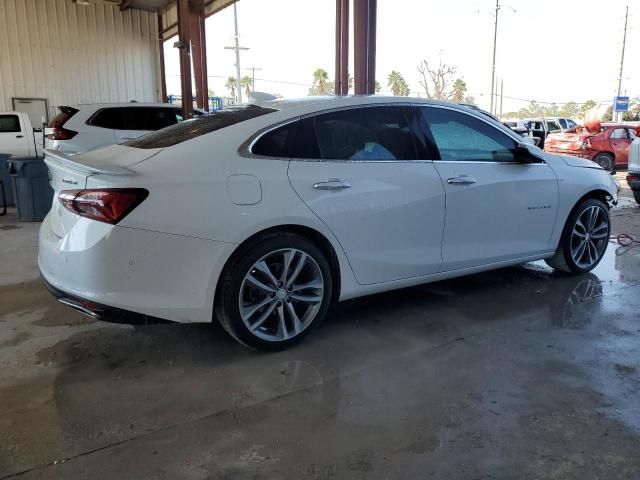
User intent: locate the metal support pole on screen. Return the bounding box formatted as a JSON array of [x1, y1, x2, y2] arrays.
[[489, 0, 499, 115], [353, 0, 376, 95], [189, 0, 208, 111], [334, 0, 349, 95], [177, 0, 193, 119], [157, 13, 167, 103]]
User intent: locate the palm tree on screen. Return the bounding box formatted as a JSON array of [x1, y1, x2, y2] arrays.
[[241, 76, 253, 99], [387, 70, 406, 96], [225, 76, 236, 100], [309, 68, 330, 95]]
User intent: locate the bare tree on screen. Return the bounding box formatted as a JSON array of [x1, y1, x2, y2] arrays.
[[417, 59, 457, 100]]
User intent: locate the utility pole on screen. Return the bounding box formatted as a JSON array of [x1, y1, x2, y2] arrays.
[[224, 3, 249, 104], [615, 5, 629, 122], [499, 78, 504, 118], [489, 0, 500, 115], [245, 66, 262, 92]]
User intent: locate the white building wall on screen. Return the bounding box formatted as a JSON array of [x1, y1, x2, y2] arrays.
[[0, 0, 160, 119]]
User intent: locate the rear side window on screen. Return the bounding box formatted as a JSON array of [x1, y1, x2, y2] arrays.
[[0, 115, 20, 132], [310, 106, 416, 161], [611, 128, 629, 139], [420, 107, 517, 162], [48, 107, 78, 128], [89, 107, 178, 131], [126, 105, 277, 149], [252, 122, 297, 157], [547, 121, 562, 133]]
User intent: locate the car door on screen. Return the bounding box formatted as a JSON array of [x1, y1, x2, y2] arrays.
[[609, 128, 631, 165], [0, 114, 29, 157], [417, 105, 558, 271], [113, 107, 177, 144], [286, 105, 446, 285]]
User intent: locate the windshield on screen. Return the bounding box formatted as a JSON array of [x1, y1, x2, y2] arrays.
[[125, 105, 277, 149]]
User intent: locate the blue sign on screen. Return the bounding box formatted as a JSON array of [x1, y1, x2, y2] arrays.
[[614, 96, 629, 112]]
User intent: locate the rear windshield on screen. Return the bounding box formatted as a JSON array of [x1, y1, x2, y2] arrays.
[[48, 106, 78, 128], [125, 105, 277, 149]]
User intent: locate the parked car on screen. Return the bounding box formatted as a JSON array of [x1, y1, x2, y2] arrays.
[[505, 118, 578, 149], [544, 123, 636, 172], [626, 126, 640, 204], [46, 103, 206, 155], [0, 111, 43, 157], [40, 97, 618, 350]]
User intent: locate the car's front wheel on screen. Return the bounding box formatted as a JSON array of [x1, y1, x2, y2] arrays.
[[215, 233, 332, 350], [546, 198, 610, 274]]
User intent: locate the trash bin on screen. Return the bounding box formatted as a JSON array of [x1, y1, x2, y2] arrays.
[[7, 156, 54, 222], [0, 153, 15, 206]]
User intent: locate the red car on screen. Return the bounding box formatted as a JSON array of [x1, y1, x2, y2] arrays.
[[544, 123, 636, 172]]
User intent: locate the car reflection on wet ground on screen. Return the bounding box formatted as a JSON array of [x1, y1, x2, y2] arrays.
[[1, 204, 639, 479]]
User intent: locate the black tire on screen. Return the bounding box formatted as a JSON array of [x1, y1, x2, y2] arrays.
[[545, 198, 610, 274], [634, 190, 640, 205], [593, 152, 614, 173], [215, 233, 333, 350]]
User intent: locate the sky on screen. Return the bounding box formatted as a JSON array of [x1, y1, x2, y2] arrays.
[[163, 0, 638, 114]]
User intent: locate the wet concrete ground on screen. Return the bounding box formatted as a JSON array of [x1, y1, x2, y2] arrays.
[[1, 194, 640, 479]]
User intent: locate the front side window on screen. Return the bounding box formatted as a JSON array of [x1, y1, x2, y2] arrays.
[[558, 119, 568, 129], [309, 106, 416, 161], [420, 107, 517, 162], [611, 128, 629, 139], [0, 115, 20, 133]]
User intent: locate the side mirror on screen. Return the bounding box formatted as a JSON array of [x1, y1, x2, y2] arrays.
[[514, 142, 544, 163]]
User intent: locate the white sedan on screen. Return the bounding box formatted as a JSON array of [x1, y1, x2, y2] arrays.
[[39, 97, 618, 349]]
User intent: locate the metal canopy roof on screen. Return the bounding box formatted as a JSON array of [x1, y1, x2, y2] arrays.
[[102, 0, 234, 13]]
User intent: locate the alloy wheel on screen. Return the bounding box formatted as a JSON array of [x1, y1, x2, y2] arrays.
[[238, 248, 324, 342], [570, 205, 609, 269]]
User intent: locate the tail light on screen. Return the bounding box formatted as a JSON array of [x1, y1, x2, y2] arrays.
[[59, 189, 148, 224], [627, 173, 640, 182], [47, 127, 77, 140]]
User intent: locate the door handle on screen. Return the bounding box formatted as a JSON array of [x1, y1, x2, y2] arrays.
[[313, 178, 352, 191], [16, 135, 24, 138], [447, 175, 477, 185]]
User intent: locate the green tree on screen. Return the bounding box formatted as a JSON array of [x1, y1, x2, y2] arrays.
[[450, 79, 468, 103], [387, 70, 405, 96], [375, 80, 381, 94], [580, 100, 597, 117], [241, 76, 253, 99], [225, 76, 236, 100], [309, 68, 332, 95], [559, 101, 579, 118]]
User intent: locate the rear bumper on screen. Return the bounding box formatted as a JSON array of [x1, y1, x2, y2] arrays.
[[38, 212, 236, 323], [627, 173, 640, 191]]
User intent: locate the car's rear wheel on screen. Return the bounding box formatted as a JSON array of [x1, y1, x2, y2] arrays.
[[215, 233, 332, 350], [593, 152, 614, 173], [546, 198, 610, 274]]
